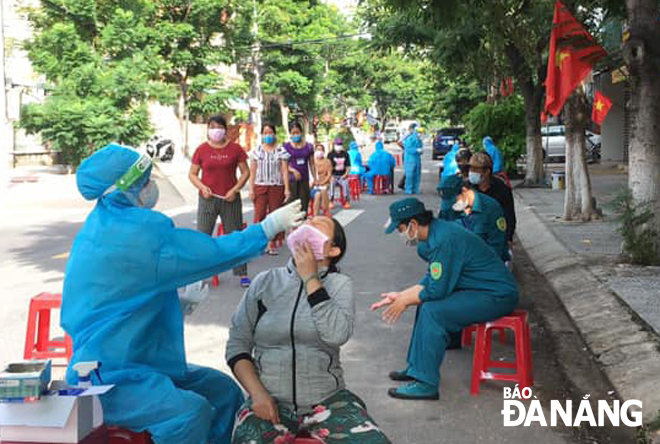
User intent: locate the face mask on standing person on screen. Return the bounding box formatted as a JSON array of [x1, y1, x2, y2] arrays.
[[468, 172, 482, 185], [263, 135, 276, 145], [208, 128, 225, 143], [291, 135, 302, 143], [399, 223, 418, 247]]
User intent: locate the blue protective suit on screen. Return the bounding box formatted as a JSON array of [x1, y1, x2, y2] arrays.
[[348, 141, 365, 176], [483, 136, 504, 174], [403, 130, 423, 194], [406, 219, 518, 387], [441, 143, 460, 179], [62, 144, 268, 444], [365, 141, 396, 194]]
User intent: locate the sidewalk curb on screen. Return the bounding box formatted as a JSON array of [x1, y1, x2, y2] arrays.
[[514, 190, 660, 426]]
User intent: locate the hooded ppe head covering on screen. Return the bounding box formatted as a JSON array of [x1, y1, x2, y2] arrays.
[[481, 136, 504, 174], [349, 141, 359, 151], [375, 140, 384, 151], [76, 143, 153, 206]]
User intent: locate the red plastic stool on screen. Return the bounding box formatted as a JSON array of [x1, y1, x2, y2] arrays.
[[470, 309, 533, 395], [24, 293, 73, 362], [373, 175, 389, 195], [348, 175, 361, 201], [461, 325, 507, 347], [211, 222, 248, 287], [106, 426, 153, 444]]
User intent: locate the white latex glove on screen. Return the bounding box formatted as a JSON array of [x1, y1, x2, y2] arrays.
[[178, 281, 210, 316], [261, 199, 306, 239]]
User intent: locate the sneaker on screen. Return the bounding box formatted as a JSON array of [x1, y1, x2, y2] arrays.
[[239, 277, 251, 288], [387, 381, 439, 400], [343, 201, 351, 209], [388, 370, 414, 382]]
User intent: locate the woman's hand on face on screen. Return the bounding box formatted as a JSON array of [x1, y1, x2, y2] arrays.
[[370, 292, 399, 311], [201, 185, 213, 199], [251, 391, 280, 424], [294, 241, 318, 280], [382, 293, 410, 325]]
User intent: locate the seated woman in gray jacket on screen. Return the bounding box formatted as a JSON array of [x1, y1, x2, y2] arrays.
[[227, 216, 391, 444]]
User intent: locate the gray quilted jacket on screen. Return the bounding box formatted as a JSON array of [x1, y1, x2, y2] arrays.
[[226, 259, 355, 413]]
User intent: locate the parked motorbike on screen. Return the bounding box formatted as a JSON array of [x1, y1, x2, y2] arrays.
[[146, 136, 175, 162]]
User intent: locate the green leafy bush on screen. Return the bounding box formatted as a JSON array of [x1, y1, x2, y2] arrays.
[[608, 188, 660, 266], [464, 96, 525, 174]]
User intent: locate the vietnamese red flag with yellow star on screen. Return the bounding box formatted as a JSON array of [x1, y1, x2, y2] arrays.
[[592, 90, 612, 125], [544, 0, 607, 116]]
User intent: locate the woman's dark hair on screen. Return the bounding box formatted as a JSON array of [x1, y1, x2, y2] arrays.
[[399, 210, 434, 228], [289, 121, 304, 133], [328, 217, 347, 272], [207, 115, 227, 129], [261, 123, 276, 135]]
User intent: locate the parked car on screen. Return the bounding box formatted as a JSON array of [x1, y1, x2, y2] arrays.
[[541, 125, 601, 162], [432, 127, 464, 160], [383, 127, 399, 143]]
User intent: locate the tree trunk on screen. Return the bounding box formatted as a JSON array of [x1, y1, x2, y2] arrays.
[[625, 0, 660, 248], [563, 90, 596, 221], [177, 81, 190, 157], [278, 96, 290, 139], [520, 82, 545, 185]]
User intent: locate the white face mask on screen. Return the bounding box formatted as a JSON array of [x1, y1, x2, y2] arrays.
[[399, 223, 418, 247], [452, 198, 467, 212], [469, 172, 482, 185], [335, 146, 344, 152]]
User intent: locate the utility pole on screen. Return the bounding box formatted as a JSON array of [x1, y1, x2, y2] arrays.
[[0, 0, 11, 172], [250, 0, 262, 145]]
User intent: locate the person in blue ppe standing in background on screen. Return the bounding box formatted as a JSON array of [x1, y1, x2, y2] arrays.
[[482, 136, 504, 175], [438, 174, 509, 262], [440, 142, 460, 179], [364, 140, 396, 194], [371, 198, 518, 400], [62, 144, 306, 444], [348, 141, 365, 178], [403, 123, 423, 194]]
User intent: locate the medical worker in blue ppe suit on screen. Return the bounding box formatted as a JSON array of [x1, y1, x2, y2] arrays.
[[61, 144, 306, 444], [482, 136, 504, 175], [364, 140, 396, 194], [440, 142, 460, 179], [403, 123, 423, 194], [371, 198, 518, 400], [438, 174, 509, 262], [348, 141, 365, 177]]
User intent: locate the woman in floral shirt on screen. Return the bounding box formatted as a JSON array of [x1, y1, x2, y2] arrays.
[[227, 217, 391, 444]]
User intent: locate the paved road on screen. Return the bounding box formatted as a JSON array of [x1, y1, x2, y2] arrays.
[[0, 147, 603, 443]]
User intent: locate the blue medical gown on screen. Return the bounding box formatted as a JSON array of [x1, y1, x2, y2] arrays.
[[441, 143, 460, 179], [403, 132, 423, 194], [62, 192, 268, 444], [483, 136, 504, 174], [348, 143, 365, 175], [365, 141, 396, 193]]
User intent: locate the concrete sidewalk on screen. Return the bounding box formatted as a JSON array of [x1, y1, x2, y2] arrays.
[[514, 162, 660, 427]]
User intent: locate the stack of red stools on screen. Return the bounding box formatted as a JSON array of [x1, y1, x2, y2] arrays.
[[211, 222, 248, 287], [348, 175, 361, 202], [469, 309, 533, 395], [373, 175, 390, 195], [24, 292, 72, 362]]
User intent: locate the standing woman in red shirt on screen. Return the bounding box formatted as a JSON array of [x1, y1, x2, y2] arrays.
[[189, 115, 252, 288], [249, 123, 291, 255]]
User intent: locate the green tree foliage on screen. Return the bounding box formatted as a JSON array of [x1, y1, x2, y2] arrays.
[[464, 96, 526, 174], [20, 0, 252, 165]]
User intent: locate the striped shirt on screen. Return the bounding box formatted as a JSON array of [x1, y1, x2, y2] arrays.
[[250, 145, 290, 186]]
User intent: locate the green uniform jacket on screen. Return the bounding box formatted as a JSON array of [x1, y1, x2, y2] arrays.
[[417, 219, 518, 302], [456, 192, 509, 261]]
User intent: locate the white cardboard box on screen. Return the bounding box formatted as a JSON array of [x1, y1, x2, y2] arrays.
[[0, 385, 113, 443]]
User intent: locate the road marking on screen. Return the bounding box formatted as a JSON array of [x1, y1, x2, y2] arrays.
[[333, 209, 364, 227]]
